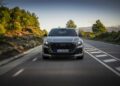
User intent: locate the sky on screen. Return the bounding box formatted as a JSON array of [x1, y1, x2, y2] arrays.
[[4, 0, 120, 31]]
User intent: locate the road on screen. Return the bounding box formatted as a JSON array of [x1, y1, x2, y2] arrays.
[[0, 39, 120, 86]]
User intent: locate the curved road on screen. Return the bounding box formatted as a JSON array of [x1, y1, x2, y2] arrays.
[[0, 39, 120, 86]]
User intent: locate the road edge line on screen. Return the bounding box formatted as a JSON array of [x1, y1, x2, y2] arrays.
[[84, 50, 120, 77]]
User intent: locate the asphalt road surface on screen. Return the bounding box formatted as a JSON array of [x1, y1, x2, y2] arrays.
[[0, 39, 120, 86]]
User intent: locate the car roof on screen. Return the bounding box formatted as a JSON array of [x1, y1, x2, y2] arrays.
[[51, 28, 75, 30]]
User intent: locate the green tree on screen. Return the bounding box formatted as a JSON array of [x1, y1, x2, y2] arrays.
[[0, 6, 10, 28], [92, 20, 107, 35], [13, 22, 22, 31], [0, 24, 6, 35], [0, 6, 43, 36], [43, 29, 48, 36], [66, 20, 77, 28], [8, 22, 22, 31], [10, 7, 22, 22]]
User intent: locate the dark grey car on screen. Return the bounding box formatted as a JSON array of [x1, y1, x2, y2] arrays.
[[42, 28, 84, 59]]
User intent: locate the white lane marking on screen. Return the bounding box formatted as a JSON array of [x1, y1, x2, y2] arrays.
[[90, 51, 101, 54], [32, 58, 37, 61], [103, 59, 117, 63], [12, 69, 24, 77], [116, 67, 120, 72], [95, 54, 107, 57], [85, 48, 98, 52], [84, 47, 94, 49], [100, 50, 120, 61], [85, 51, 120, 76], [85, 43, 120, 61]]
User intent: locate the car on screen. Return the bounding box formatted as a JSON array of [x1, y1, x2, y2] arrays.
[[42, 28, 84, 59]]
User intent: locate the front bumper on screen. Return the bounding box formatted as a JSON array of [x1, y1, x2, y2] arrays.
[[43, 53, 83, 58], [42, 44, 83, 58]]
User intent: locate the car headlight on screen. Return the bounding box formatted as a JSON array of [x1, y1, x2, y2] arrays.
[[44, 41, 49, 46], [77, 41, 82, 46]]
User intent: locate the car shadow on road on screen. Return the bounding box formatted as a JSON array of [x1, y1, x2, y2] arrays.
[[41, 57, 83, 62]]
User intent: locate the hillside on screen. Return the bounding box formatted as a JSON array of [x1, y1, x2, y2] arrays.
[[0, 6, 47, 61]]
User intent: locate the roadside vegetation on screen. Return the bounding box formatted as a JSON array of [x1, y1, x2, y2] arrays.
[[66, 19, 120, 45], [0, 6, 47, 60], [79, 20, 120, 45]]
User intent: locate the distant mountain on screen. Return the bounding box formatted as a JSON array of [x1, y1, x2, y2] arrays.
[[79, 27, 92, 32], [78, 26, 120, 32], [107, 26, 120, 32]]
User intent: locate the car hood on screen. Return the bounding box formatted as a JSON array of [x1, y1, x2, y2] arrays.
[[44, 36, 83, 43]]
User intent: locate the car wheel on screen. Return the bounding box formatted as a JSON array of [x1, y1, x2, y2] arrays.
[[77, 55, 84, 59], [42, 55, 49, 59]]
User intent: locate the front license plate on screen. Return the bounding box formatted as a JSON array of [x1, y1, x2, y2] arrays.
[[57, 49, 69, 53]]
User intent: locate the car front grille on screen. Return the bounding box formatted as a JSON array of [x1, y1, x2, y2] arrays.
[[49, 43, 76, 53]]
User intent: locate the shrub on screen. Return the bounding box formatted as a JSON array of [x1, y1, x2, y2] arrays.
[[0, 24, 6, 35]]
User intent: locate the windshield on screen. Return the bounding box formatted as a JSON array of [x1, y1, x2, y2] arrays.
[[48, 29, 77, 36]]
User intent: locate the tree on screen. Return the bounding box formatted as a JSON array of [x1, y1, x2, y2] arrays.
[[0, 5, 44, 36], [13, 22, 22, 31], [0, 8, 10, 28], [92, 20, 107, 35], [66, 20, 77, 28], [0, 24, 6, 35], [43, 29, 48, 36]]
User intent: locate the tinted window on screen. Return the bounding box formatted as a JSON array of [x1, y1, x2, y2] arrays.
[[48, 29, 77, 36]]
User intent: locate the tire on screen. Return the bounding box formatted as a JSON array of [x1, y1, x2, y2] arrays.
[[42, 55, 49, 59], [76, 55, 84, 59]]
